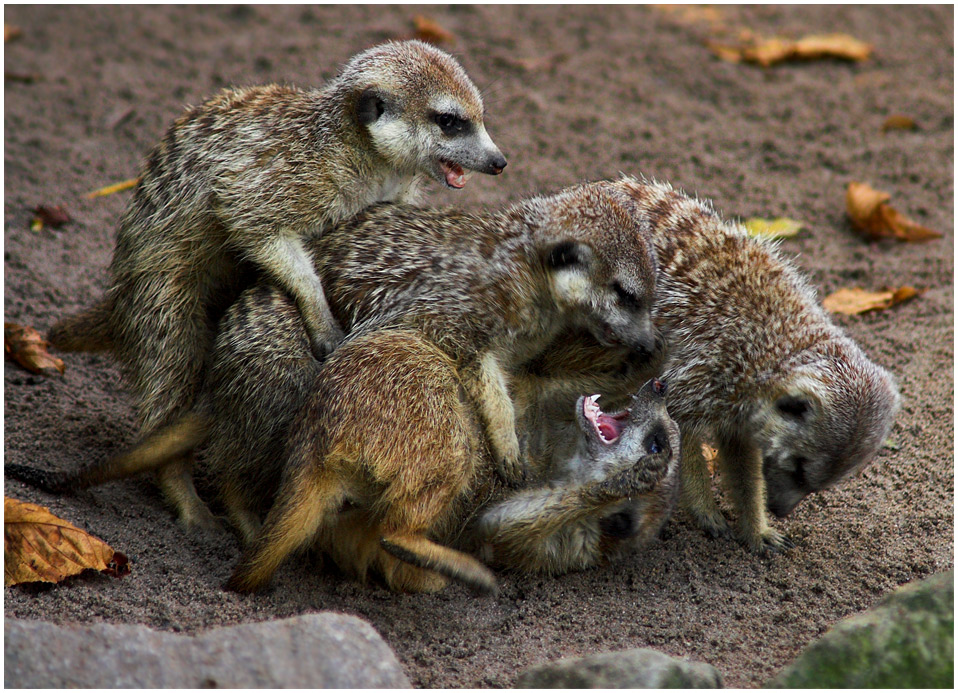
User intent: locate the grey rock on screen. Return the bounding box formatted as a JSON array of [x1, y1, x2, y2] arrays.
[[516, 647, 722, 688], [771, 571, 954, 688], [5, 612, 410, 688]]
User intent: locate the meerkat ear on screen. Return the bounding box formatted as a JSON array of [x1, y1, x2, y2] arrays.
[[545, 241, 594, 271], [356, 88, 387, 125]]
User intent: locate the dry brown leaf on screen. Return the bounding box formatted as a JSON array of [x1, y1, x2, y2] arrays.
[[712, 32, 873, 67], [31, 204, 71, 232], [4, 24, 22, 42], [85, 177, 140, 199], [846, 181, 942, 242], [4, 497, 130, 586], [411, 15, 456, 45], [5, 322, 65, 376], [4, 70, 41, 84], [744, 217, 804, 240], [822, 286, 919, 315], [882, 115, 917, 132], [701, 443, 719, 475], [508, 52, 569, 72]]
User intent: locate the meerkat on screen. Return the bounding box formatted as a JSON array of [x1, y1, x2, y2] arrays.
[[10, 182, 662, 536], [520, 176, 901, 554], [45, 40, 507, 529], [473, 377, 681, 575]]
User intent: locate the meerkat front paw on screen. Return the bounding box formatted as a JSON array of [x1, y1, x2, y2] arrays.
[[306, 321, 346, 361], [738, 524, 795, 555], [593, 452, 670, 502], [495, 446, 527, 486]]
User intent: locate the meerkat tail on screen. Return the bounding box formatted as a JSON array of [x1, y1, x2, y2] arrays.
[[379, 534, 498, 596], [4, 463, 72, 494], [81, 412, 210, 487], [48, 296, 115, 352], [6, 412, 209, 495]]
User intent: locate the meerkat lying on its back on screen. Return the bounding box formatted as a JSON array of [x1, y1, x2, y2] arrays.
[[46, 41, 506, 528], [525, 177, 901, 554], [475, 378, 680, 576]]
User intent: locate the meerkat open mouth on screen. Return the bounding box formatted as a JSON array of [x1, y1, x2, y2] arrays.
[[440, 160, 467, 188], [583, 394, 630, 445]]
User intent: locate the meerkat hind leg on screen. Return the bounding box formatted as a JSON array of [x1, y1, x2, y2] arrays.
[[226, 468, 346, 593]]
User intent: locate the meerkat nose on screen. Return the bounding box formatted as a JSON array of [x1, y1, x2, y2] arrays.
[[488, 153, 507, 174]]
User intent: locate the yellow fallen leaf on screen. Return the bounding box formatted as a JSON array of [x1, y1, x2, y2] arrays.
[[822, 286, 919, 315], [4, 24, 22, 43], [4, 497, 130, 586], [85, 177, 140, 199], [846, 181, 942, 242], [881, 115, 917, 132], [711, 32, 873, 67], [4, 322, 65, 376], [792, 33, 873, 62], [742, 37, 795, 67], [411, 15, 456, 45], [744, 217, 804, 240]]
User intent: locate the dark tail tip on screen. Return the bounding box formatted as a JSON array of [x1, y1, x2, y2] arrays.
[[5, 463, 69, 494]]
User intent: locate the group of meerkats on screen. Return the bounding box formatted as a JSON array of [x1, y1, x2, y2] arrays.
[[9, 41, 900, 596]]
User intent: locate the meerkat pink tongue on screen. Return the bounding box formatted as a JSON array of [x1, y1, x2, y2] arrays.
[[442, 161, 466, 188], [583, 395, 626, 444]]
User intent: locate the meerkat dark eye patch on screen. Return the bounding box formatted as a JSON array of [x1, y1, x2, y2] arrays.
[[644, 425, 669, 456], [356, 89, 386, 125], [612, 281, 643, 310], [776, 395, 811, 420], [433, 111, 471, 136], [546, 241, 591, 270]]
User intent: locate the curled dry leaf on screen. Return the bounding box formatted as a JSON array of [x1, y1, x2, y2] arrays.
[[85, 177, 141, 199], [744, 217, 804, 240], [31, 204, 71, 232], [411, 15, 456, 45], [4, 497, 130, 586], [4, 24, 22, 42], [506, 52, 569, 73], [710, 32, 873, 67], [4, 322, 65, 376], [822, 286, 919, 315], [881, 115, 917, 132], [846, 181, 942, 242], [4, 70, 41, 84], [701, 443, 718, 475]]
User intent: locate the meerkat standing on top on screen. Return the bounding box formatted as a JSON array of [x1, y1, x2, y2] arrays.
[[48, 40, 506, 528]]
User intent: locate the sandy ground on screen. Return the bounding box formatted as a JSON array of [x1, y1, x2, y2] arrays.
[[4, 5, 953, 688]]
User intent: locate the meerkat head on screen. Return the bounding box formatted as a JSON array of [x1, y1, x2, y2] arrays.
[[531, 183, 663, 363], [342, 40, 506, 188], [569, 379, 681, 545], [571, 379, 679, 481], [752, 339, 901, 518]]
